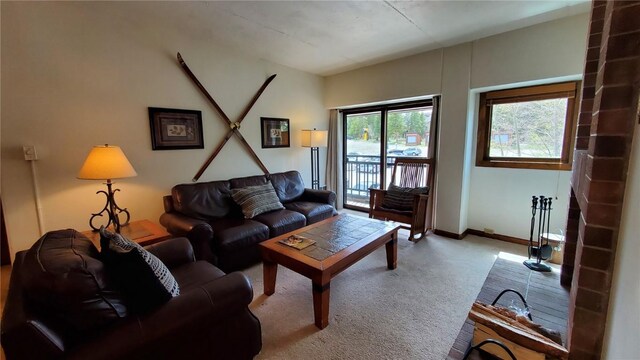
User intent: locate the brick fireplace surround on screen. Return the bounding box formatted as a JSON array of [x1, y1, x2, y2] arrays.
[[561, 1, 640, 359]]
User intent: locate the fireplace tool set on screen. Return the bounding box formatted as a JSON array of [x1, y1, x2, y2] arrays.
[[524, 195, 553, 272]]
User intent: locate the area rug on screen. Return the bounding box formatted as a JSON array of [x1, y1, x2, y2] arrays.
[[243, 228, 527, 359]]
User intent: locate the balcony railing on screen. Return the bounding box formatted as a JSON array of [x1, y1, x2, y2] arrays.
[[344, 155, 397, 208]]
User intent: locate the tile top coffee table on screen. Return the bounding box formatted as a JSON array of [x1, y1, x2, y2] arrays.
[[259, 214, 401, 329]]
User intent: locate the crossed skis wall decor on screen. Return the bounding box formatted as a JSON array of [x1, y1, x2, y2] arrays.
[[177, 52, 276, 182]]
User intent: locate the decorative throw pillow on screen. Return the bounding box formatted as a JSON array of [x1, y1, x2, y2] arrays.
[[231, 181, 285, 218], [381, 184, 430, 211], [100, 227, 179, 312]]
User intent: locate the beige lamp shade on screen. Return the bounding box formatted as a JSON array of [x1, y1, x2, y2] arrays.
[[77, 145, 137, 180], [301, 129, 328, 148]]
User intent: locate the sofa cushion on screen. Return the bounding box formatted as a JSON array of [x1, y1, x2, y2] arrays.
[[253, 209, 306, 237], [210, 218, 270, 252], [172, 180, 234, 220], [21, 229, 128, 333], [284, 201, 335, 224], [231, 181, 285, 218], [269, 171, 305, 202], [100, 228, 179, 312], [381, 184, 429, 211], [230, 174, 268, 189]]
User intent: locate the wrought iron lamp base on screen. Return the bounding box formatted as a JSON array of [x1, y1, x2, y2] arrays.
[[88, 180, 131, 233], [310, 146, 320, 190]]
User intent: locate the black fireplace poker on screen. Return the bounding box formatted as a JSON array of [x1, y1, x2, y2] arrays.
[[524, 195, 553, 272]]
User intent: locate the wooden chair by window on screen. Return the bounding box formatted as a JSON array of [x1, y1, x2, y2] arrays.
[[369, 157, 434, 242]]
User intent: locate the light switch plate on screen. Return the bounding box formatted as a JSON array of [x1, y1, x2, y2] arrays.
[[23, 145, 38, 161]]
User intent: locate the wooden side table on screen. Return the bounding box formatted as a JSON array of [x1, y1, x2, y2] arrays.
[[81, 219, 172, 249]]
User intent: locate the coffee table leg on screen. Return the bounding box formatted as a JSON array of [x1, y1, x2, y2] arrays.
[[312, 282, 330, 329], [263, 260, 277, 296], [386, 231, 398, 270]]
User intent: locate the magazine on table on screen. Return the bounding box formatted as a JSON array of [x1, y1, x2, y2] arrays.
[[279, 234, 316, 250]]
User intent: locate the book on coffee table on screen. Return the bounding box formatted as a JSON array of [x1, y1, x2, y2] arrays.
[[279, 234, 316, 250]]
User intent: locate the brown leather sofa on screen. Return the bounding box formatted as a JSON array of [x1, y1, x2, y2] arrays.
[[1, 229, 262, 360], [160, 170, 337, 272]]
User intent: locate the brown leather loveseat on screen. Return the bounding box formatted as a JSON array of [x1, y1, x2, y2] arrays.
[[1, 229, 262, 360], [160, 170, 337, 272]]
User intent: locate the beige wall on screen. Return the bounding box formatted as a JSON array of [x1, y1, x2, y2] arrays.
[[1, 2, 327, 259], [3, 3, 637, 356], [602, 123, 640, 358], [324, 13, 589, 236], [324, 50, 443, 108], [470, 14, 589, 89], [327, 12, 640, 355], [437, 43, 472, 234], [466, 14, 588, 239], [1, 5, 588, 253]]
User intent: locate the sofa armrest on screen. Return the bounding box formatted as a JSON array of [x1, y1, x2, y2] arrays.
[[138, 271, 254, 332], [162, 195, 175, 212], [144, 237, 195, 269], [300, 188, 336, 205], [69, 272, 257, 360], [159, 212, 209, 236], [1, 252, 67, 360], [159, 212, 215, 263]]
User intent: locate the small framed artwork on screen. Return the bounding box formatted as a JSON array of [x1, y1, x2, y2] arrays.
[[261, 117, 290, 148], [148, 107, 204, 150]]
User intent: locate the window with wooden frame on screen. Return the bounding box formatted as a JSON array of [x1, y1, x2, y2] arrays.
[[476, 81, 580, 170]]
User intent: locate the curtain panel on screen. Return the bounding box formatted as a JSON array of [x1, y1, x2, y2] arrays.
[[325, 109, 343, 209]]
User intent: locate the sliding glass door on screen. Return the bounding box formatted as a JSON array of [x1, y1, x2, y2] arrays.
[[344, 112, 382, 208], [343, 99, 436, 210]]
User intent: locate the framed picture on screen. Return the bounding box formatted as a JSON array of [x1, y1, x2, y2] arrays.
[[148, 107, 204, 150], [261, 117, 290, 148]]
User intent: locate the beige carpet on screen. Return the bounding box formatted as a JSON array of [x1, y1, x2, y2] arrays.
[[244, 225, 527, 360]]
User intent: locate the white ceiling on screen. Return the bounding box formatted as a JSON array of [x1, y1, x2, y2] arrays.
[[127, 1, 591, 76]]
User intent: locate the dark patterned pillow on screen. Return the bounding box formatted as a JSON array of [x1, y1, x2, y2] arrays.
[[381, 184, 429, 211], [231, 181, 285, 218], [100, 227, 179, 311]]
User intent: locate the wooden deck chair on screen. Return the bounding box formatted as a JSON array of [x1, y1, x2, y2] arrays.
[[369, 157, 435, 242]]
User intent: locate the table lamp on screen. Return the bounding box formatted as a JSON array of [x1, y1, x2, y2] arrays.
[[77, 144, 137, 232], [301, 129, 328, 189]]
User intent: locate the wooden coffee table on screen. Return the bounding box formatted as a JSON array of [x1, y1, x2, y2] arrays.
[[259, 214, 400, 329]]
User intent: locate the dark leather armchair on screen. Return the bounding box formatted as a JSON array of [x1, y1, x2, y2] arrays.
[[1, 230, 262, 360]]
